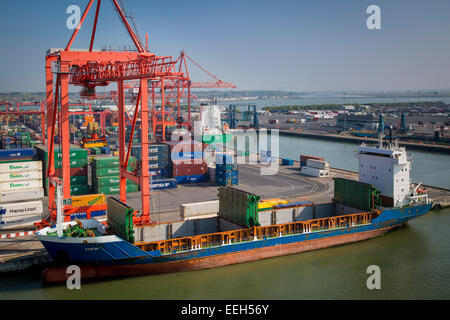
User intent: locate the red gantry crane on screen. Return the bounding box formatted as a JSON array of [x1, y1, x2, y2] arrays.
[[45, 0, 188, 226]]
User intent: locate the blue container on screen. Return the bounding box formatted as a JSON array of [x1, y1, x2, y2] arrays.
[[216, 163, 238, 171], [216, 176, 232, 186], [149, 168, 169, 179], [170, 151, 203, 161], [216, 169, 239, 178], [174, 174, 207, 184], [231, 177, 239, 185], [148, 161, 170, 170], [150, 178, 178, 190], [148, 153, 169, 162], [100, 147, 111, 155], [0, 148, 37, 161], [281, 158, 294, 166], [215, 153, 233, 165], [148, 143, 169, 154], [90, 210, 107, 218]]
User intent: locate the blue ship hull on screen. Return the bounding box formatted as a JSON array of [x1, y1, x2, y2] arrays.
[[38, 203, 432, 271]]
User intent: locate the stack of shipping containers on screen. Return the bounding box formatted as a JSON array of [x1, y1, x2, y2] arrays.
[[0, 149, 44, 229], [36, 145, 90, 196], [215, 153, 239, 186], [168, 141, 208, 184], [91, 156, 138, 195], [131, 143, 178, 190]]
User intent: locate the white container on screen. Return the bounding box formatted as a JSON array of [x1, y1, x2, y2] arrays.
[[0, 170, 42, 183], [0, 188, 44, 203], [0, 161, 42, 173], [301, 166, 329, 177], [0, 214, 42, 230], [181, 200, 219, 219], [306, 159, 330, 170], [0, 180, 43, 192], [0, 200, 43, 218]]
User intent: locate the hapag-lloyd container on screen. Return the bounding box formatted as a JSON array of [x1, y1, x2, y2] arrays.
[[0, 214, 42, 230], [0, 189, 44, 203], [0, 200, 43, 218], [0, 180, 43, 192], [0, 170, 42, 183], [0, 161, 42, 173]]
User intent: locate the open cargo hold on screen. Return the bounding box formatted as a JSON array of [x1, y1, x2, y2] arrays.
[[218, 187, 260, 228], [333, 177, 381, 211], [0, 189, 44, 204]]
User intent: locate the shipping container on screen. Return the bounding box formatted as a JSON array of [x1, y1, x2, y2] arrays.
[[0, 188, 44, 204], [0, 214, 42, 230], [281, 158, 294, 166], [0, 148, 37, 161], [0, 160, 42, 173], [95, 184, 139, 195], [171, 161, 207, 177], [300, 165, 329, 177], [300, 155, 324, 167], [92, 176, 138, 187], [174, 174, 207, 184], [149, 178, 177, 190], [148, 161, 170, 170], [0, 200, 43, 218], [71, 194, 106, 207], [0, 180, 42, 192], [0, 170, 42, 183], [306, 159, 330, 170]]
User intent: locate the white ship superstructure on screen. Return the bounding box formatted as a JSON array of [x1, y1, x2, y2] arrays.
[[355, 137, 428, 207]]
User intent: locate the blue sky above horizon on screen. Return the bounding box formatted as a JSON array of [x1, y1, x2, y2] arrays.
[[0, 0, 449, 92]]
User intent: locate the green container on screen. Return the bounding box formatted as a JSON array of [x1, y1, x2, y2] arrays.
[[91, 156, 136, 169], [92, 167, 121, 177], [95, 183, 139, 195], [70, 184, 91, 195], [70, 175, 88, 186], [92, 176, 137, 187], [218, 187, 260, 228], [333, 177, 381, 211]]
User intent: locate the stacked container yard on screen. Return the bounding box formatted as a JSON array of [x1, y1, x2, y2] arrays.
[[0, 150, 44, 229], [167, 140, 208, 184], [215, 153, 239, 186], [36, 145, 90, 196], [91, 156, 138, 195]]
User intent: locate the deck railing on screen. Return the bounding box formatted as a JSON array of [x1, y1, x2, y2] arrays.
[[136, 210, 378, 254]]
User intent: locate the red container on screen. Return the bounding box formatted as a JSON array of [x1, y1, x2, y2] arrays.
[[55, 166, 88, 177], [171, 160, 207, 177]]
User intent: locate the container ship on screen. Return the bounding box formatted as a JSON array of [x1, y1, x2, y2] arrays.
[[36, 139, 431, 283]]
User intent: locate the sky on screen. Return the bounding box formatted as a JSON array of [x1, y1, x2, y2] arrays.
[[0, 0, 449, 92]]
